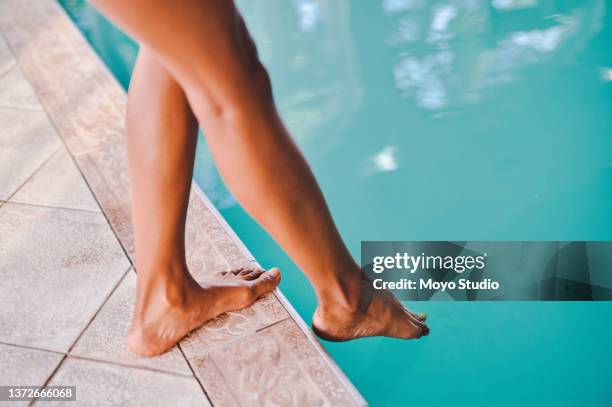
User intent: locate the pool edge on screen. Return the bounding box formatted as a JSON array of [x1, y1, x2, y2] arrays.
[[0, 0, 368, 404]]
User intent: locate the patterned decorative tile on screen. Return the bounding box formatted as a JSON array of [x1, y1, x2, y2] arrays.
[[181, 192, 291, 350], [0, 0, 126, 156], [0, 203, 129, 352], [39, 357, 210, 407], [73, 143, 134, 258], [0, 64, 42, 110], [185, 193, 252, 281], [192, 319, 357, 407], [11, 148, 100, 212], [182, 293, 289, 352], [71, 271, 192, 376], [0, 343, 63, 406], [183, 354, 238, 407], [0, 109, 61, 200]]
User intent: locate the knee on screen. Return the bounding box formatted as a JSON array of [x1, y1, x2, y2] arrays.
[[194, 60, 274, 123]]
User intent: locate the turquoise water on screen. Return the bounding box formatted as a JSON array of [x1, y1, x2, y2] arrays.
[[60, 1, 612, 405]]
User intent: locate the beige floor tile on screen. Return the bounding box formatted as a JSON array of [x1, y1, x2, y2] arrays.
[[11, 148, 100, 212], [0, 109, 61, 200], [0, 33, 15, 77], [0, 344, 62, 386], [38, 357, 209, 407], [0, 64, 42, 110], [0, 343, 63, 407], [71, 271, 192, 376], [191, 319, 357, 407], [0, 0, 126, 156], [0, 203, 129, 352]]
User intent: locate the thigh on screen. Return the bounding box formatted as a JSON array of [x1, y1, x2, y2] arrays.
[[92, 0, 265, 114]]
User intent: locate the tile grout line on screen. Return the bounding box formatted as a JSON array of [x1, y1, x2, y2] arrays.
[[180, 314, 292, 359], [1, 27, 177, 396], [254, 316, 291, 333], [207, 352, 244, 407], [0, 23, 138, 269], [52, 1, 129, 118], [0, 25, 64, 212], [31, 267, 133, 405], [0, 59, 16, 78], [2, 22, 206, 399], [2, 145, 62, 204], [0, 340, 66, 356], [177, 344, 215, 406], [68, 354, 194, 379], [1, 5, 366, 405], [4, 10, 213, 406], [65, 267, 132, 356], [192, 183, 368, 406], [30, 354, 67, 407], [0, 104, 43, 112], [6, 200, 102, 214]]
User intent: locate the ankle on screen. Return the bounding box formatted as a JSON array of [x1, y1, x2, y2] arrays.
[[317, 271, 361, 314], [135, 265, 195, 310]]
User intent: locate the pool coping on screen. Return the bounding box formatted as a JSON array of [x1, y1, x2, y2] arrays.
[[191, 184, 366, 404], [0, 0, 367, 405]]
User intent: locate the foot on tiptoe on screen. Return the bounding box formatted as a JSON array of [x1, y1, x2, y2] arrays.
[[312, 279, 429, 341]]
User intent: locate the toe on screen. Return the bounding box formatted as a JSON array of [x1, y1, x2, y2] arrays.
[[230, 268, 245, 276], [407, 312, 429, 336], [403, 319, 426, 339], [391, 306, 429, 339], [414, 312, 427, 322], [251, 267, 281, 297], [244, 268, 265, 280]]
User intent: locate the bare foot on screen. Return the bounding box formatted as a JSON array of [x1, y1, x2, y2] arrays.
[[312, 279, 429, 341], [128, 267, 281, 356]]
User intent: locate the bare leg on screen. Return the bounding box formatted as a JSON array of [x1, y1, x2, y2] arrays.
[[126, 48, 280, 356], [94, 0, 428, 352]]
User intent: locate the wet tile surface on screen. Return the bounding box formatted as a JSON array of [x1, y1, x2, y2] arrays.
[[0, 203, 129, 352], [71, 271, 192, 376], [0, 109, 61, 200], [11, 148, 100, 212], [39, 357, 209, 407]]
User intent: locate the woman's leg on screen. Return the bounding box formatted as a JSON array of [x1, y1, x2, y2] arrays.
[[94, 0, 428, 353], [126, 48, 280, 356]]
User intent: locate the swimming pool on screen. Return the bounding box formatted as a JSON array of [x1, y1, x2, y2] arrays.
[[59, 0, 612, 405]]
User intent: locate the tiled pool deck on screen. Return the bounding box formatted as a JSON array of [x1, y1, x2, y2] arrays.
[[0, 0, 366, 405]]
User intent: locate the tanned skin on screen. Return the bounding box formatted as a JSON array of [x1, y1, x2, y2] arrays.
[[91, 0, 429, 356]]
